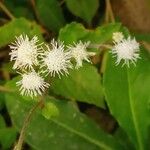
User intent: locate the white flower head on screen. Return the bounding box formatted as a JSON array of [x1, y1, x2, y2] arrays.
[[9, 34, 42, 70], [112, 36, 140, 67], [112, 32, 124, 43], [17, 71, 49, 98], [68, 41, 95, 69], [40, 39, 72, 77]]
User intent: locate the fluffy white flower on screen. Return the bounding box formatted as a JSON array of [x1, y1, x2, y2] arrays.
[[16, 71, 49, 97], [68, 41, 95, 68], [9, 34, 42, 70], [112, 36, 140, 67], [40, 39, 72, 77]]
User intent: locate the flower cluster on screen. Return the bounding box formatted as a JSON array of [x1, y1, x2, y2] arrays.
[[112, 32, 140, 67], [9, 35, 93, 97], [9, 32, 140, 97]]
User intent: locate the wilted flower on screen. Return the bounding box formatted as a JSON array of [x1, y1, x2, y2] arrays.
[[40, 39, 72, 77], [112, 36, 140, 67], [112, 32, 124, 43], [9, 34, 42, 70], [68, 41, 95, 68], [16, 71, 49, 97]]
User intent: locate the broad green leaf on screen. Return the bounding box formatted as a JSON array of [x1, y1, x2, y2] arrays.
[[0, 18, 43, 48], [35, 0, 65, 32], [0, 128, 17, 149], [65, 0, 99, 24], [104, 49, 150, 150], [59, 22, 89, 45], [59, 22, 121, 52], [5, 90, 124, 150], [50, 64, 104, 108]]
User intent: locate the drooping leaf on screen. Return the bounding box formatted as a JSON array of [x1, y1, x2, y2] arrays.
[[5, 89, 125, 150], [104, 48, 150, 149], [50, 64, 104, 108], [65, 0, 99, 24], [0, 18, 43, 48], [35, 0, 65, 32]]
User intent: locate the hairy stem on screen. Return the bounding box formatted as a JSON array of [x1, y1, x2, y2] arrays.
[[89, 44, 112, 49], [0, 1, 15, 19], [13, 100, 43, 150]]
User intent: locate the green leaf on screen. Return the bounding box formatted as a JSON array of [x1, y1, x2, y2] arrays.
[[0, 92, 5, 111], [59, 22, 121, 53], [0, 18, 43, 48], [104, 49, 150, 150], [4, 0, 34, 19], [85, 23, 121, 43], [0, 128, 17, 149], [50, 64, 104, 108], [65, 0, 99, 24], [42, 102, 59, 119], [59, 22, 89, 45], [35, 0, 65, 32], [5, 91, 124, 150], [0, 115, 6, 128]]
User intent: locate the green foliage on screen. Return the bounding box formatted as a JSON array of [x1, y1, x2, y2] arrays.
[[103, 49, 150, 149], [59, 22, 89, 45], [85, 23, 121, 43], [0, 1, 149, 149], [42, 102, 59, 119], [35, 0, 65, 32], [0, 18, 43, 48], [50, 64, 104, 107], [65, 0, 99, 24], [0, 115, 17, 149], [0, 115, 6, 128], [0, 128, 17, 149], [4, 0, 34, 19], [59, 22, 121, 52], [0, 92, 5, 111], [4, 87, 124, 150]]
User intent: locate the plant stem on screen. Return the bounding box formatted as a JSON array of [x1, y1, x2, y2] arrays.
[[0, 1, 15, 19], [89, 44, 112, 49], [13, 100, 43, 150]]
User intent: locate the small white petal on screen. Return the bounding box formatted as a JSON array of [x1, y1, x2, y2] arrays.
[[40, 39, 72, 77], [112, 36, 140, 67], [9, 34, 42, 70], [17, 71, 49, 98], [68, 41, 94, 68]]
